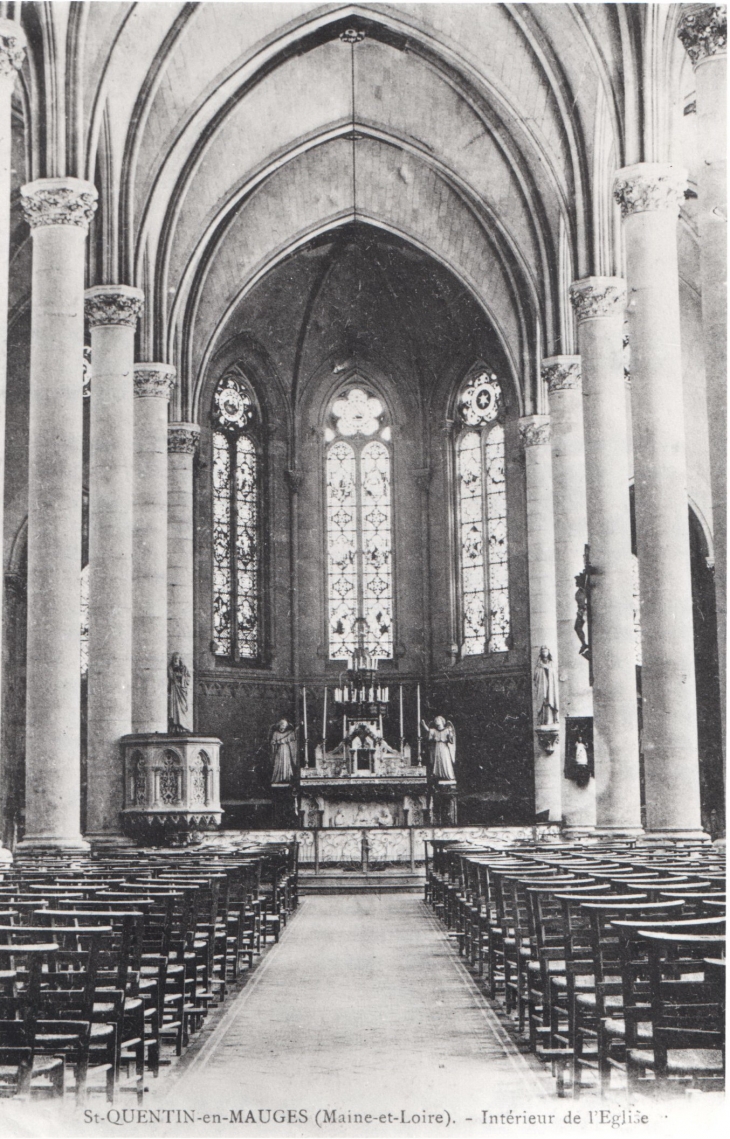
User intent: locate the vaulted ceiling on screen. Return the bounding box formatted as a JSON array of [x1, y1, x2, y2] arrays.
[[7, 2, 699, 418]]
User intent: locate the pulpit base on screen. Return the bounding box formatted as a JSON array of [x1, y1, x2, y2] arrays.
[[120, 733, 223, 846]]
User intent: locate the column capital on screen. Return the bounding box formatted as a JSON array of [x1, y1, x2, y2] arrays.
[[85, 285, 144, 329], [0, 19, 26, 82], [613, 163, 687, 219], [133, 363, 176, 400], [542, 355, 581, 393], [168, 422, 200, 454], [21, 177, 98, 231], [569, 277, 626, 322], [678, 4, 727, 67], [519, 414, 551, 448]]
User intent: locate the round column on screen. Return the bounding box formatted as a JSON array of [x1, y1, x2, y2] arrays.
[[519, 415, 561, 822], [614, 163, 702, 835], [569, 278, 642, 834], [133, 365, 175, 734], [0, 20, 26, 861], [167, 422, 200, 732], [19, 177, 98, 849], [543, 357, 596, 832], [84, 287, 144, 840], [678, 4, 727, 751]]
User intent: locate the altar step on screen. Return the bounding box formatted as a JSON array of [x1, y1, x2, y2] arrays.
[[299, 869, 425, 895]]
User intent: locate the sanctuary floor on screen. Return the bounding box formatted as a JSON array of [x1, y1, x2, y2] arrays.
[[150, 895, 551, 1132]]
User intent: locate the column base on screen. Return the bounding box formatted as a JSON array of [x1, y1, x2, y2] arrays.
[[0, 846, 12, 865], [15, 836, 91, 852], [85, 833, 138, 849], [561, 825, 597, 839], [592, 826, 645, 837], [641, 829, 711, 843]]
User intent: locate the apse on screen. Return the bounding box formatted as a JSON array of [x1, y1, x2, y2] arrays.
[[191, 224, 534, 829]]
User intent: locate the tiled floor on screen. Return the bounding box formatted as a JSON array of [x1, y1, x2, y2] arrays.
[[150, 895, 552, 1130]]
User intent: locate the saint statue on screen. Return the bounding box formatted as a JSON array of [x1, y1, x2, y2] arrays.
[[270, 719, 298, 784], [422, 716, 456, 782], [533, 646, 559, 726], [167, 653, 190, 734]]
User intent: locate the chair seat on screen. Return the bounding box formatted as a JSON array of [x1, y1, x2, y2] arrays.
[[628, 1048, 724, 1074], [576, 992, 623, 1010], [90, 1023, 116, 1041], [603, 1017, 653, 1042]]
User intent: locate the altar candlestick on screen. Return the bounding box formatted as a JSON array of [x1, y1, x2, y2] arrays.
[[416, 683, 422, 765], [322, 687, 328, 751], [303, 686, 309, 766], [399, 685, 404, 743]]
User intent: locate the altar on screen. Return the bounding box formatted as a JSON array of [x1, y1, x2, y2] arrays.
[[299, 723, 428, 828]]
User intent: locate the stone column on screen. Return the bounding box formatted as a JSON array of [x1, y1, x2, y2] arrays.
[[18, 178, 98, 849], [543, 356, 596, 832], [678, 5, 727, 749], [133, 365, 175, 734], [84, 287, 144, 840], [614, 164, 703, 835], [519, 415, 561, 822], [569, 278, 642, 834], [0, 20, 25, 861], [167, 423, 200, 732]]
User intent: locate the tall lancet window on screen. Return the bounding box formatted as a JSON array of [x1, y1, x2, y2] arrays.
[[211, 371, 261, 661], [325, 387, 394, 660], [455, 370, 511, 655]]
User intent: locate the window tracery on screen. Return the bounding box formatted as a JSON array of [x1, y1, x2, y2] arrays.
[[455, 371, 511, 655], [325, 387, 394, 660], [211, 371, 261, 661]]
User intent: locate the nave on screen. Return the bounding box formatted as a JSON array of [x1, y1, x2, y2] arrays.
[[158, 894, 548, 1115], [0, 834, 724, 1133]]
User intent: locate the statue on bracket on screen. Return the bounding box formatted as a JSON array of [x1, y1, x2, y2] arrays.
[[167, 653, 191, 734], [533, 646, 559, 725], [422, 715, 456, 782], [270, 719, 298, 785]]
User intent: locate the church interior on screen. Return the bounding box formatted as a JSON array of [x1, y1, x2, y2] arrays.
[[0, 0, 725, 1117]]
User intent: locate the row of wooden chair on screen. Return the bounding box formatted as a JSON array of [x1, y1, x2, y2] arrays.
[[426, 836, 725, 1099], [0, 839, 299, 1104]]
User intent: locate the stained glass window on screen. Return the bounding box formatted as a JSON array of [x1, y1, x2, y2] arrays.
[[632, 554, 642, 666], [456, 374, 511, 655], [326, 388, 394, 659], [80, 563, 89, 677], [211, 372, 260, 660]]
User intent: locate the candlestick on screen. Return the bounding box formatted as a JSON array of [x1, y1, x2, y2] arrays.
[[322, 687, 328, 751], [303, 686, 309, 767], [416, 683, 422, 765], [399, 684, 404, 748]]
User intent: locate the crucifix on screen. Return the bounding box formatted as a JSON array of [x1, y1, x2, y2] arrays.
[[574, 543, 596, 686]]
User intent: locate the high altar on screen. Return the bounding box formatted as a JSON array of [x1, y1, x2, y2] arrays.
[[293, 630, 429, 828]]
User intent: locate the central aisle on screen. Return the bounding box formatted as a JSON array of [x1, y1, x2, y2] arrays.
[[159, 895, 549, 1124]]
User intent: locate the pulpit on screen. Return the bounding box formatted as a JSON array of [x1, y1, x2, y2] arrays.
[[121, 734, 223, 843]]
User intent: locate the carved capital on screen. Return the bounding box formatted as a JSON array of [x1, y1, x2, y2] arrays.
[[133, 363, 176, 400], [21, 177, 98, 231], [678, 4, 727, 66], [519, 415, 551, 448], [542, 355, 581, 393], [0, 19, 26, 82], [569, 277, 626, 323], [85, 285, 144, 329], [613, 163, 687, 219], [168, 422, 200, 454]]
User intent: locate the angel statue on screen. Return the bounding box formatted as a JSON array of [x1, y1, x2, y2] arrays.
[[422, 715, 456, 782], [270, 719, 298, 784], [533, 645, 559, 726], [167, 653, 191, 734]]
